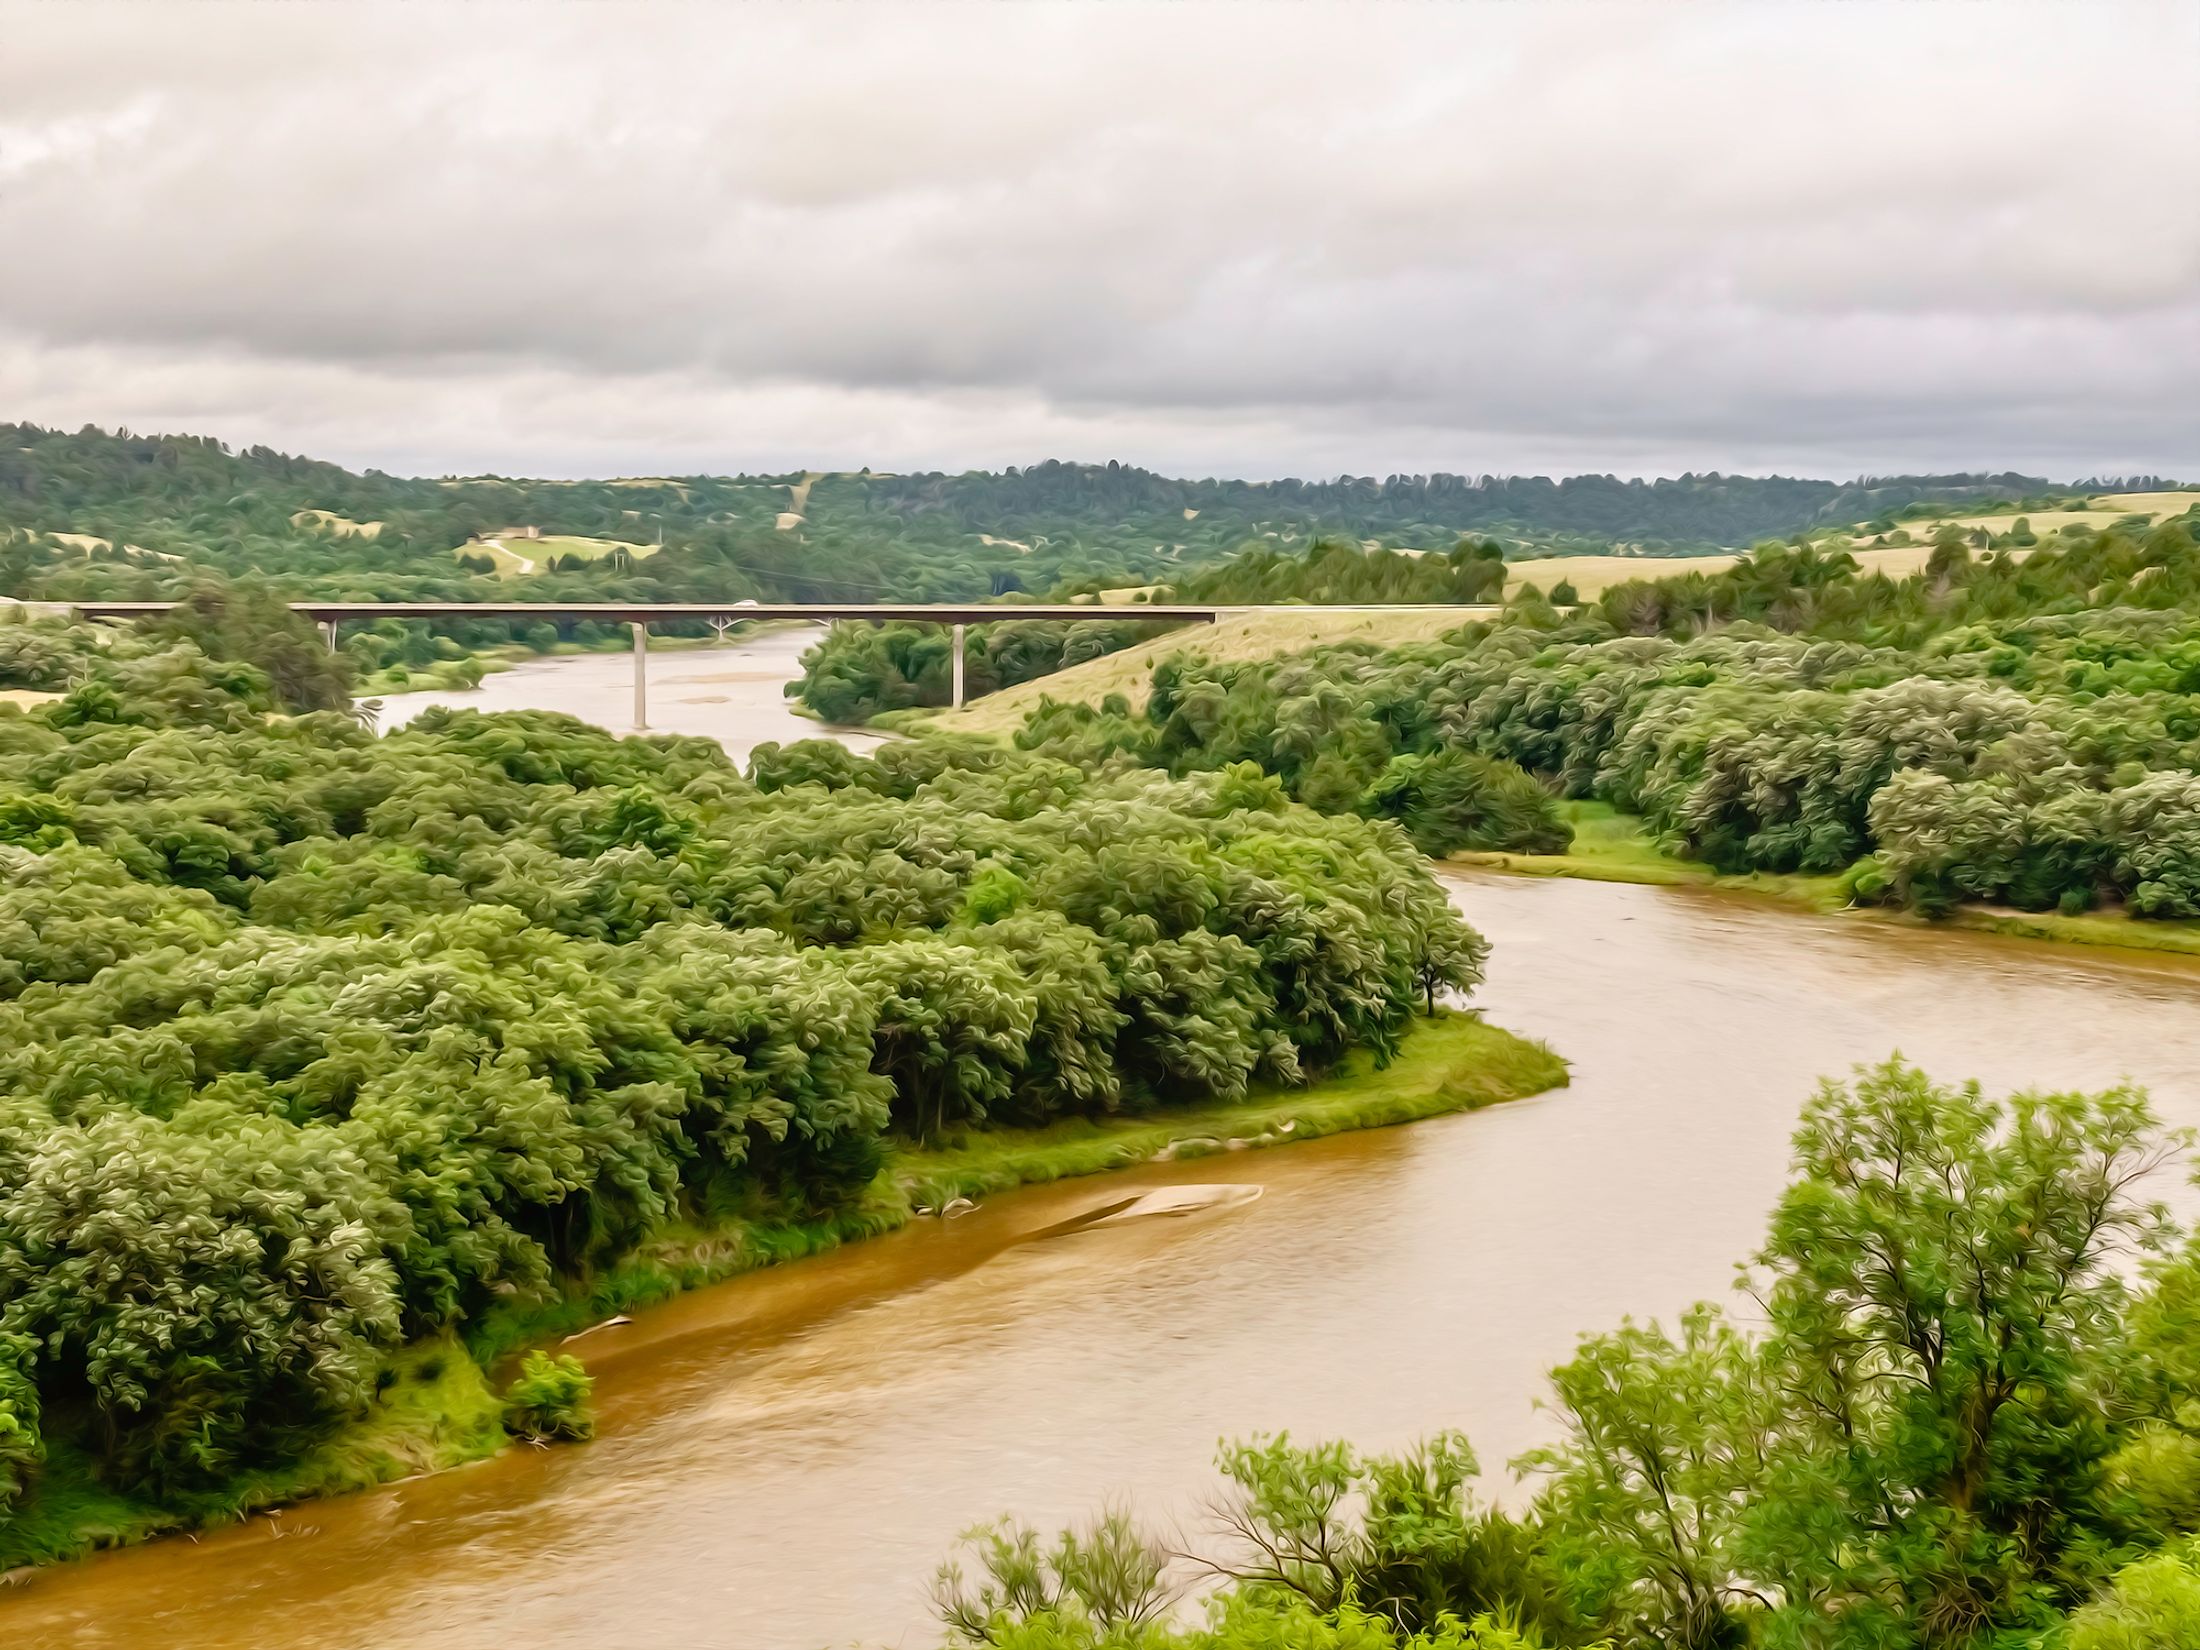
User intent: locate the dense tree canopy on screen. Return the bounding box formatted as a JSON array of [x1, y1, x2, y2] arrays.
[[1157, 536, 1509, 607], [1013, 513, 2200, 922], [795, 616, 1175, 725], [0, 617, 1482, 1512]]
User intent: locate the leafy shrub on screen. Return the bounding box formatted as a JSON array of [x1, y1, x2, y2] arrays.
[[1361, 750, 1572, 858], [2105, 1424, 2200, 1536], [2069, 1537, 2200, 1650], [500, 1352, 595, 1444], [0, 1333, 42, 1513]]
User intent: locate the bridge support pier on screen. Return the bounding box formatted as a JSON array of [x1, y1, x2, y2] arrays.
[[322, 620, 338, 654], [952, 623, 966, 709], [631, 623, 648, 731]]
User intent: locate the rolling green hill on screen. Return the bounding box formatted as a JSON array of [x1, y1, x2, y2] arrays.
[[6, 423, 2169, 615]]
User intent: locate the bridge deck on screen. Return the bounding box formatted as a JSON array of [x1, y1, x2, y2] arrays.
[[33, 599, 1500, 723], [56, 601, 1230, 624]]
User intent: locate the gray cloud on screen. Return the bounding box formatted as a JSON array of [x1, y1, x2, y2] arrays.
[[1, 0, 2194, 480]]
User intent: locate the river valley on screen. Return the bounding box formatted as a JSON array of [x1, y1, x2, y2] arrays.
[[371, 625, 889, 766], [7, 640, 2200, 1650]]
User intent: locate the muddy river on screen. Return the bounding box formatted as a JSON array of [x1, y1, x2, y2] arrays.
[[8, 646, 2199, 1649]]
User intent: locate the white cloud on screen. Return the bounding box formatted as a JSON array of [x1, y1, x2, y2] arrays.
[[1, 0, 2193, 480]]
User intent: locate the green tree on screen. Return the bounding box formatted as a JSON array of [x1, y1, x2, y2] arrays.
[[1360, 750, 1572, 858], [152, 580, 351, 712], [1742, 1061, 2179, 1643], [1526, 1309, 1766, 1649]]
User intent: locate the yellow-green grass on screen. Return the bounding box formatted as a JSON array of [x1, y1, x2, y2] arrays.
[[1455, 802, 2200, 962], [1505, 541, 1961, 600], [1830, 490, 2199, 546], [1451, 800, 1719, 888], [1451, 801, 1842, 909], [42, 531, 179, 562], [2089, 490, 2200, 520], [290, 509, 383, 538], [458, 533, 657, 576], [528, 533, 655, 564], [1501, 492, 2196, 600], [896, 1010, 1565, 1208], [930, 606, 1485, 734], [1505, 551, 1745, 597], [1940, 902, 2200, 961]]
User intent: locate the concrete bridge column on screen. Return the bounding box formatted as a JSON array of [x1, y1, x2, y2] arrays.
[[952, 623, 966, 709], [631, 622, 648, 731], [322, 620, 338, 654]]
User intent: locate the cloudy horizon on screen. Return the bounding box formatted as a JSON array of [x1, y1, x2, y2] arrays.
[[2, 0, 2195, 484]]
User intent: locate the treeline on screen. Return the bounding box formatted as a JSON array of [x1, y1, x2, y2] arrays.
[[793, 538, 1513, 725], [853, 459, 2074, 551], [0, 613, 1482, 1535], [1015, 514, 2200, 920], [0, 426, 2118, 634], [931, 1059, 2200, 1648], [1156, 536, 1510, 606], [796, 616, 1179, 724]]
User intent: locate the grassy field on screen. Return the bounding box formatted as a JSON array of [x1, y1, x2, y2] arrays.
[[931, 606, 1487, 733], [1507, 540, 1950, 599], [1499, 491, 2197, 600], [1, 1010, 1560, 1572], [290, 508, 383, 537], [1835, 490, 2199, 545], [1451, 801, 1846, 905], [460, 533, 657, 576]]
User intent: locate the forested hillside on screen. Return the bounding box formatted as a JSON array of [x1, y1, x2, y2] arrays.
[[1012, 511, 2200, 924], [0, 425, 2127, 620], [1158, 536, 1511, 605]]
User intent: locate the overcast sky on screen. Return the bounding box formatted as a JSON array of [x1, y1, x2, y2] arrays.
[[2, 1, 2194, 482]]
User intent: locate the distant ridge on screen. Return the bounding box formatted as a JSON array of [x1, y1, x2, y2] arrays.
[[2, 423, 2123, 557]]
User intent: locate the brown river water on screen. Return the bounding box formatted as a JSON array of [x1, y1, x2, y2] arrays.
[[369, 625, 890, 766], [7, 642, 2200, 1650]]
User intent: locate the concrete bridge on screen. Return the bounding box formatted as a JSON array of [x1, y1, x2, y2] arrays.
[[53, 599, 1495, 727], [55, 599, 1237, 724]]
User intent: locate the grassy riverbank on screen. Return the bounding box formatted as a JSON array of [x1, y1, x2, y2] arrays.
[[1454, 801, 2200, 962], [0, 1011, 1560, 1576], [0, 1338, 502, 1574], [467, 1010, 1562, 1362], [897, 1009, 1565, 1207]]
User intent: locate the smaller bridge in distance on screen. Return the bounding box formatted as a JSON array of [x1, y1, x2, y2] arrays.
[[52, 600, 1498, 727]]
